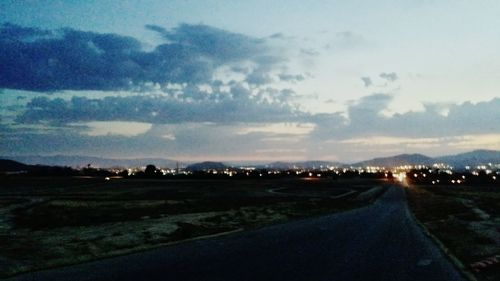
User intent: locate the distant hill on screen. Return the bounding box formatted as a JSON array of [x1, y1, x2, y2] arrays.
[[352, 154, 434, 167], [3, 149, 498, 171], [435, 149, 500, 168], [351, 150, 500, 168], [0, 159, 31, 172], [0, 155, 178, 168], [185, 161, 228, 171], [265, 161, 343, 170], [0, 158, 114, 177]]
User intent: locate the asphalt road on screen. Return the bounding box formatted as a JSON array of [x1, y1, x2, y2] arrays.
[[7, 186, 465, 281]]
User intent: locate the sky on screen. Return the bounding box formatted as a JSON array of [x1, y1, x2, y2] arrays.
[[1, 0, 499, 163]]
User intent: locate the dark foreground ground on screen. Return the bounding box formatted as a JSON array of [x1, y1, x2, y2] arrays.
[[0, 177, 385, 277], [407, 184, 500, 281], [6, 186, 464, 281]]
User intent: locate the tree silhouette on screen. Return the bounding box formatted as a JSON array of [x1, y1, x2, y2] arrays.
[[145, 164, 157, 177]]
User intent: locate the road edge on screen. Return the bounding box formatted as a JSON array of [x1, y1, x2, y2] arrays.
[[1, 227, 245, 280], [404, 188, 478, 281]]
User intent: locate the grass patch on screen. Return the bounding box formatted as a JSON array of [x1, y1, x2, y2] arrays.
[[406, 184, 500, 281], [169, 222, 235, 240]]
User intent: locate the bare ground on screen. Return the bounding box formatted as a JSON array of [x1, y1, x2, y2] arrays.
[[406, 184, 500, 281], [0, 176, 388, 277]]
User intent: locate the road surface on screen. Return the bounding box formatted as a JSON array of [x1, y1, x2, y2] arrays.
[[6, 186, 465, 281]]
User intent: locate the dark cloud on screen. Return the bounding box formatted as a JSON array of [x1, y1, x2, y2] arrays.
[[0, 22, 52, 40], [0, 129, 155, 157], [311, 95, 500, 139], [300, 48, 319, 56], [0, 23, 281, 92], [0, 24, 143, 91], [16, 86, 304, 124], [246, 68, 274, 85], [379, 72, 398, 82], [149, 23, 267, 63], [4, 94, 499, 159], [269, 33, 285, 39], [360, 77, 372, 87], [348, 94, 391, 119], [0, 122, 308, 160], [278, 74, 305, 82], [144, 24, 168, 34]]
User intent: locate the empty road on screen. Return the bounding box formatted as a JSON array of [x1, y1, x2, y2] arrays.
[[7, 186, 465, 281]]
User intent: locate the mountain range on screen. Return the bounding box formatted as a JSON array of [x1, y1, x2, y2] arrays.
[[434, 149, 500, 168], [0, 155, 178, 169], [352, 149, 500, 168], [1, 149, 499, 170], [352, 154, 434, 167], [263, 161, 343, 170], [185, 161, 229, 171]]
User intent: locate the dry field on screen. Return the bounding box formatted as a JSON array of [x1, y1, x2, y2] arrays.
[[406, 184, 500, 281], [0, 176, 388, 277]]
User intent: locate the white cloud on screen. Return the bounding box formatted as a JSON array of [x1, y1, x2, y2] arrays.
[[236, 122, 315, 136], [79, 121, 152, 137], [162, 133, 176, 140]]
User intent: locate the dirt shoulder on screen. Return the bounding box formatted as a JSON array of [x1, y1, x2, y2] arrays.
[[406, 184, 500, 281]]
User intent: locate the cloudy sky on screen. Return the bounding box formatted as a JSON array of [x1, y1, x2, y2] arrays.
[[1, 0, 499, 163]]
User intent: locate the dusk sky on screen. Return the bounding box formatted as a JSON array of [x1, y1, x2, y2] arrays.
[[1, 0, 499, 162]]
